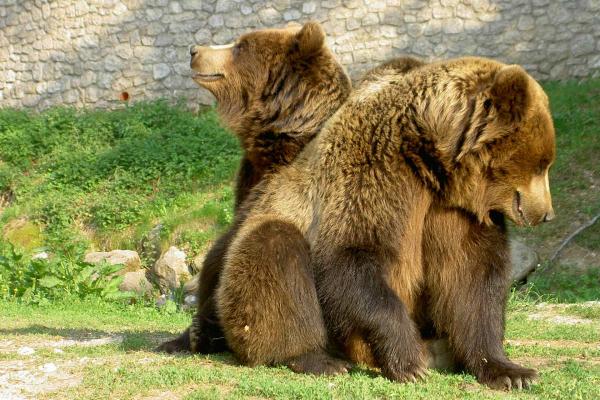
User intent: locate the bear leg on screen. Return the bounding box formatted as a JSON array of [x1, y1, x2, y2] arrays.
[[156, 223, 238, 354], [424, 208, 537, 390], [217, 218, 342, 373], [314, 247, 427, 383]]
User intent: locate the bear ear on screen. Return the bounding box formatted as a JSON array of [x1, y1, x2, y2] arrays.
[[455, 65, 532, 161], [293, 21, 325, 57], [489, 65, 531, 123]]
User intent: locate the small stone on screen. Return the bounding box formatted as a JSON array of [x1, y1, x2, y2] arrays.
[[283, 9, 301, 21], [153, 63, 171, 80], [208, 14, 224, 28], [571, 34, 595, 57], [184, 294, 197, 307], [517, 15, 535, 31], [302, 2, 316, 14], [32, 252, 49, 260], [18, 347, 35, 355], [362, 13, 379, 26], [39, 363, 58, 373], [181, 0, 204, 10], [104, 55, 122, 72], [215, 0, 232, 13], [154, 34, 173, 47], [194, 29, 212, 44], [258, 7, 282, 25], [169, 2, 182, 13], [241, 5, 253, 15]]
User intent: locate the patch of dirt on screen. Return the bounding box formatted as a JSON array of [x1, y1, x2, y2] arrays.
[[506, 339, 600, 349], [0, 359, 82, 399], [556, 244, 600, 271], [0, 335, 128, 399], [527, 302, 599, 325], [528, 314, 593, 325]]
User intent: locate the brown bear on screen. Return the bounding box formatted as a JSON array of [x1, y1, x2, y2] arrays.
[[157, 22, 351, 356], [215, 57, 556, 388]]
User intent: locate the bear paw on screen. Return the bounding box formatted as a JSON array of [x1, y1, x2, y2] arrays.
[[476, 359, 537, 390], [155, 331, 191, 354], [382, 361, 429, 383], [285, 351, 352, 376]]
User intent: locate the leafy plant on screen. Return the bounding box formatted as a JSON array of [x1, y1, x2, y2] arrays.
[[0, 243, 132, 303]]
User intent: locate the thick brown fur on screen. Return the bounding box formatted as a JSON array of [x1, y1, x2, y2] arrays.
[[156, 22, 352, 367], [216, 57, 556, 388]]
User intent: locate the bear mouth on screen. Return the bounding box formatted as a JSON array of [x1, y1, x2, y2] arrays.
[[193, 73, 224, 82], [513, 190, 529, 226]]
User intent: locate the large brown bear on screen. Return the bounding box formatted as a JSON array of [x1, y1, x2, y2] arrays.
[[157, 22, 351, 358], [216, 57, 556, 389]]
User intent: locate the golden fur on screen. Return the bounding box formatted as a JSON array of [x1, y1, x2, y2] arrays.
[[216, 57, 556, 388]]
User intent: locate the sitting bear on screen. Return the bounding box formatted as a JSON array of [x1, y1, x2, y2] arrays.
[[157, 22, 351, 356], [215, 57, 555, 389]]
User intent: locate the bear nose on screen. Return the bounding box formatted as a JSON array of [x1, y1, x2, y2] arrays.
[[190, 45, 199, 57], [543, 209, 556, 222]]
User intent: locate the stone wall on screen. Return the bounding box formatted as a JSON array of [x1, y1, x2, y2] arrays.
[[1, 0, 599, 109]]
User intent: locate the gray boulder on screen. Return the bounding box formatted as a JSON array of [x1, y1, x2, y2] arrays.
[[84, 250, 142, 275], [152, 246, 191, 292], [119, 270, 152, 295], [510, 239, 539, 282]]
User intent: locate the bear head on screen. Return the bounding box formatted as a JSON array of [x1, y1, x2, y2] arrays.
[[446, 63, 556, 227], [189, 22, 351, 142]]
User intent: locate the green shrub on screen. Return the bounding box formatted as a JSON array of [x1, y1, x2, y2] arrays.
[[0, 100, 240, 251], [0, 242, 132, 303]]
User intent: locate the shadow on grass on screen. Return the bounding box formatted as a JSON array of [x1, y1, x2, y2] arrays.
[[0, 325, 173, 351], [0, 324, 240, 365]]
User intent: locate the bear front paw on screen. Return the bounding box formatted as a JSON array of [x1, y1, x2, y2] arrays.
[[476, 359, 537, 390], [381, 346, 429, 383], [382, 360, 429, 383]]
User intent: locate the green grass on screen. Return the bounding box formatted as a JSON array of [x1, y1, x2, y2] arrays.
[[0, 298, 598, 399], [0, 100, 239, 259], [1, 80, 599, 398]]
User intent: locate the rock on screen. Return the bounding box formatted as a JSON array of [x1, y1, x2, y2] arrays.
[[155, 294, 168, 308], [510, 239, 539, 282], [184, 294, 197, 307], [84, 250, 142, 275], [18, 347, 35, 356], [32, 252, 49, 260], [152, 246, 190, 292], [119, 270, 152, 295], [139, 224, 163, 268], [153, 64, 171, 80], [39, 363, 57, 373]]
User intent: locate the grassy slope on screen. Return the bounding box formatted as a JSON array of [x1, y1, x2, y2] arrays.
[[0, 100, 239, 259]]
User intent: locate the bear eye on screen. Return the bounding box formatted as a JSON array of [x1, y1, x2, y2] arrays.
[[483, 98, 492, 112], [233, 41, 247, 57]]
